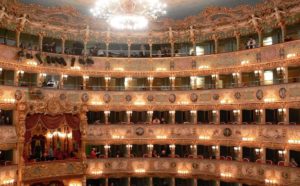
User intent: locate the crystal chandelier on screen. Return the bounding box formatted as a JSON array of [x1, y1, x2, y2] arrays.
[[90, 0, 167, 30]]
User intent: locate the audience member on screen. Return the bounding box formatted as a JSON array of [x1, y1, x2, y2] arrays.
[[247, 38, 256, 49]]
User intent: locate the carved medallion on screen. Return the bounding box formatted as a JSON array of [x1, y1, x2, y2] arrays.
[[125, 95, 132, 102], [279, 88, 287, 99], [103, 94, 111, 103], [168, 94, 176, 103], [59, 93, 67, 101], [15, 90, 22, 101], [81, 93, 89, 103], [135, 127, 144, 136], [281, 172, 289, 179], [192, 163, 199, 169], [170, 162, 177, 168], [223, 128, 232, 137], [213, 94, 219, 101], [46, 98, 61, 115], [147, 95, 154, 102], [105, 162, 112, 168], [256, 89, 263, 100], [234, 92, 241, 100], [190, 93, 198, 102]]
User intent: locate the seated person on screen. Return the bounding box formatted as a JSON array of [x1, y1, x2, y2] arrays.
[[247, 38, 256, 49], [152, 117, 160, 124], [161, 118, 167, 124], [90, 147, 97, 158], [160, 149, 168, 157]]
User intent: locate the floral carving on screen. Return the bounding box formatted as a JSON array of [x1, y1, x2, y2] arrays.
[[147, 95, 154, 102], [103, 94, 111, 103], [213, 94, 219, 101], [125, 95, 132, 102], [190, 93, 198, 102]]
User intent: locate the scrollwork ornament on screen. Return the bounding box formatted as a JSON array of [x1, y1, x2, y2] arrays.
[[279, 87, 287, 99], [15, 90, 22, 101], [103, 94, 111, 103], [256, 89, 264, 100], [190, 93, 198, 102], [234, 92, 241, 100], [213, 94, 219, 101], [223, 128, 232, 137], [169, 94, 176, 103], [59, 93, 67, 101], [81, 93, 89, 103], [125, 95, 132, 102], [147, 95, 154, 102]]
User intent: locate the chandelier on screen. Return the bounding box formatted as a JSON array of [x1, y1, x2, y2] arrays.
[[90, 0, 167, 30]]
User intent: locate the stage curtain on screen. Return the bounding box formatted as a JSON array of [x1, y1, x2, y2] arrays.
[[65, 114, 80, 130], [25, 113, 41, 130], [40, 115, 65, 129]]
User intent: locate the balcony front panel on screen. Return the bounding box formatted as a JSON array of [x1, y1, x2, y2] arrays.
[[0, 165, 17, 185], [0, 40, 299, 76], [0, 126, 17, 149], [87, 124, 300, 148], [23, 160, 84, 182], [87, 158, 300, 185]]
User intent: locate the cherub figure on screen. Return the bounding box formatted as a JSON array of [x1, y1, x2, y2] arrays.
[[0, 7, 9, 21], [17, 14, 30, 30], [273, 7, 286, 23], [248, 14, 262, 30]]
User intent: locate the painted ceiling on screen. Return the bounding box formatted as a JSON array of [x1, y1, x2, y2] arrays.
[[19, 0, 263, 20]]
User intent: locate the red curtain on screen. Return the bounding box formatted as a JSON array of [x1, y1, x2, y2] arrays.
[[40, 115, 65, 129]]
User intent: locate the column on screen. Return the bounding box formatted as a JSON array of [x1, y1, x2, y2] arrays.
[[193, 178, 197, 186], [13, 148, 18, 164], [284, 107, 289, 125], [214, 145, 220, 160], [16, 30, 21, 48], [82, 76, 88, 90], [260, 147, 266, 163], [105, 77, 110, 91], [212, 74, 219, 89], [255, 70, 264, 85], [213, 34, 218, 54], [191, 110, 197, 124], [190, 76, 196, 90], [171, 42, 175, 57], [169, 76, 176, 90], [82, 176, 87, 186], [235, 31, 241, 51], [235, 146, 243, 161], [126, 144, 132, 158], [192, 41, 196, 56], [149, 43, 153, 58], [257, 30, 263, 47], [283, 66, 289, 83], [14, 71, 20, 86], [233, 72, 242, 87], [128, 43, 131, 58], [83, 40, 88, 56], [149, 177, 153, 186], [284, 149, 290, 166], [148, 77, 153, 91], [213, 110, 220, 124], [147, 144, 153, 157], [104, 111, 110, 124], [38, 32, 44, 52], [37, 73, 45, 87], [169, 144, 176, 158], [280, 23, 286, 43], [234, 109, 242, 124], [216, 181, 220, 186], [147, 111, 153, 123], [105, 177, 109, 186], [128, 177, 131, 186], [106, 42, 109, 57], [104, 145, 110, 158], [59, 74, 65, 89], [61, 37, 66, 54], [126, 111, 132, 124], [260, 109, 266, 125], [80, 107, 88, 160], [171, 177, 175, 186], [190, 145, 197, 158], [169, 111, 175, 124]]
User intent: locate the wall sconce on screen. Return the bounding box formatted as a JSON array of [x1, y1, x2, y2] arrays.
[[287, 53, 296, 59], [265, 179, 277, 185], [3, 179, 15, 185], [190, 110, 197, 114], [254, 70, 261, 76], [0, 68, 2, 75], [199, 136, 210, 140], [264, 98, 275, 103], [211, 74, 217, 79], [40, 73, 47, 80], [91, 170, 103, 175], [113, 67, 124, 71], [233, 110, 240, 114], [276, 67, 284, 73], [169, 76, 176, 81], [232, 72, 239, 77], [126, 144, 133, 150], [169, 144, 176, 150], [112, 135, 124, 139], [62, 74, 68, 80], [147, 144, 153, 148], [3, 98, 16, 103], [190, 76, 197, 81], [255, 109, 263, 115], [104, 110, 110, 115], [125, 77, 132, 81], [278, 108, 286, 113], [212, 145, 218, 152], [255, 148, 263, 155], [169, 110, 175, 115], [147, 76, 154, 81], [104, 76, 111, 81], [198, 65, 209, 69], [177, 169, 189, 175], [242, 137, 254, 141], [91, 101, 103, 105], [104, 144, 111, 150], [278, 150, 286, 157], [234, 146, 241, 153], [288, 139, 300, 144], [69, 182, 82, 186], [126, 110, 132, 116], [18, 70, 24, 78], [156, 67, 166, 71], [83, 75, 89, 81], [190, 145, 197, 150], [220, 172, 232, 178], [241, 60, 249, 65], [147, 111, 153, 115], [134, 169, 146, 173]]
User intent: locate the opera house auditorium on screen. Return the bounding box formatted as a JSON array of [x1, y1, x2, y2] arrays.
[[1, 0, 300, 185]]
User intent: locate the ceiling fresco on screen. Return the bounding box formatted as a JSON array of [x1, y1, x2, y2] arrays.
[[20, 0, 263, 19]]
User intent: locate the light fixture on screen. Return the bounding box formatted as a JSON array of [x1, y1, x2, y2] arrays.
[[83, 75, 89, 80], [90, 0, 167, 30], [177, 169, 189, 175], [92, 170, 103, 175], [134, 169, 146, 173], [287, 53, 296, 59], [220, 172, 232, 178], [288, 139, 300, 144], [199, 136, 210, 140]]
